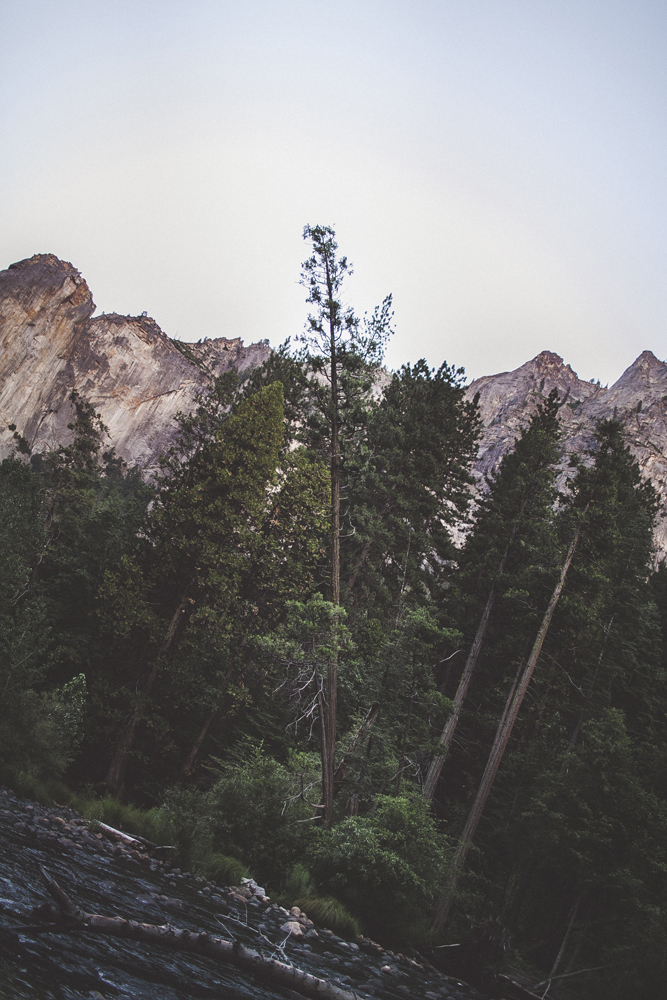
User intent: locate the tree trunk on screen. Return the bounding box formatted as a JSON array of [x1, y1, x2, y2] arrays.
[[106, 588, 189, 794], [394, 672, 416, 795], [423, 524, 519, 802], [36, 868, 356, 1000], [432, 524, 582, 932], [180, 710, 214, 779], [322, 258, 340, 829]]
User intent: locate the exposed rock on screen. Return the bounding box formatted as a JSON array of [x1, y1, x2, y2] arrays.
[[466, 349, 667, 554], [0, 254, 270, 471]]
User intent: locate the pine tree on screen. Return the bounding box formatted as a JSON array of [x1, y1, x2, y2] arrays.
[[104, 381, 285, 793], [344, 359, 482, 611], [432, 419, 657, 932], [298, 224, 393, 825], [423, 390, 561, 800]]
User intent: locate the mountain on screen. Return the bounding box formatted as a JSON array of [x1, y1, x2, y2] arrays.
[[1, 252, 666, 549], [466, 348, 667, 552], [0, 254, 270, 470]]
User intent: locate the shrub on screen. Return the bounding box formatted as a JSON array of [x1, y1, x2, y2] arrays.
[[306, 793, 451, 944], [281, 862, 316, 904], [198, 745, 320, 886]]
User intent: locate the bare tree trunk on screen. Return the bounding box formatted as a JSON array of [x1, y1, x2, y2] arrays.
[[432, 524, 582, 932], [423, 524, 519, 802], [179, 660, 236, 778], [180, 710, 214, 778], [106, 588, 189, 794], [318, 688, 333, 826], [540, 898, 581, 998], [36, 868, 356, 1000]]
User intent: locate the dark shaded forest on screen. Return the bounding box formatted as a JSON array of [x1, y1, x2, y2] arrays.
[[2, 227, 667, 998]]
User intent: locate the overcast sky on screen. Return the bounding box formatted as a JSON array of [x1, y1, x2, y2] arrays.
[[1, 1, 666, 385]]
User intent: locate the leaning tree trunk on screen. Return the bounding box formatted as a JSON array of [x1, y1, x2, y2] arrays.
[[423, 524, 519, 802], [432, 524, 582, 932], [106, 589, 189, 794]]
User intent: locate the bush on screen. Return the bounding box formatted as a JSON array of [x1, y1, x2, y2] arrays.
[[197, 745, 320, 886], [76, 795, 169, 843], [306, 793, 451, 944]]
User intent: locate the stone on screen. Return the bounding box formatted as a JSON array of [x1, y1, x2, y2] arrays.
[[280, 920, 305, 938]]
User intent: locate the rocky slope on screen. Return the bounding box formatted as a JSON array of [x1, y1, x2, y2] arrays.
[[0, 787, 489, 1000], [2, 252, 666, 550], [466, 349, 667, 553], [0, 254, 270, 470]]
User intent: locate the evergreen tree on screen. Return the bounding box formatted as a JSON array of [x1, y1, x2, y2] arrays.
[[104, 380, 285, 793], [344, 359, 482, 611], [423, 390, 561, 800], [298, 223, 393, 825], [433, 419, 658, 932]]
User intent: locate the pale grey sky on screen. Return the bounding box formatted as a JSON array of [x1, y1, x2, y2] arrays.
[[1, 1, 666, 384]]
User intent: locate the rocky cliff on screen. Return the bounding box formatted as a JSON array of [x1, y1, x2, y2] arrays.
[[466, 348, 667, 552], [0, 254, 270, 470], [1, 253, 666, 549]]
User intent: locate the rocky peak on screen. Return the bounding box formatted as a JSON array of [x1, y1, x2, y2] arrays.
[[0, 254, 270, 469], [467, 349, 667, 555], [469, 350, 599, 430]]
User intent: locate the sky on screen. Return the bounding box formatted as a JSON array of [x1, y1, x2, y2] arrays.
[[1, 0, 666, 386]]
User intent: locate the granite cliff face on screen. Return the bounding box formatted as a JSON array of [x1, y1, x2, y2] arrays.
[[2, 253, 666, 549], [466, 349, 667, 552], [0, 254, 270, 470]]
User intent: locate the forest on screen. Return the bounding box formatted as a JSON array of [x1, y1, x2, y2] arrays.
[[2, 225, 667, 999]]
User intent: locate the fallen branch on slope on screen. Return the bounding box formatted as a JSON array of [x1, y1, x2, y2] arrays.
[[31, 868, 356, 1000]]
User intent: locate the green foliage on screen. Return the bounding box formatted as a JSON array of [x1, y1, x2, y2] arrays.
[[7, 241, 667, 996], [201, 745, 319, 884], [77, 795, 168, 842], [345, 360, 482, 608], [306, 794, 451, 943]]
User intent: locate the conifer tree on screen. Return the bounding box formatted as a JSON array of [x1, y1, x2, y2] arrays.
[[423, 390, 561, 801], [299, 224, 393, 825], [432, 419, 656, 931], [105, 381, 285, 793], [344, 359, 482, 610]]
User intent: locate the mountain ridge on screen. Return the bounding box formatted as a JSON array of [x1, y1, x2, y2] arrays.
[[1, 253, 666, 549]]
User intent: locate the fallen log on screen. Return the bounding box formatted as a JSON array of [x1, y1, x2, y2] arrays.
[[34, 868, 355, 1000]]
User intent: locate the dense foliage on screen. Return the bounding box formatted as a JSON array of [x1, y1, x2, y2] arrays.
[[3, 229, 667, 997]]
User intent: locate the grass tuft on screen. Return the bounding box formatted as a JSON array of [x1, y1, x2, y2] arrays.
[[294, 896, 361, 939]]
